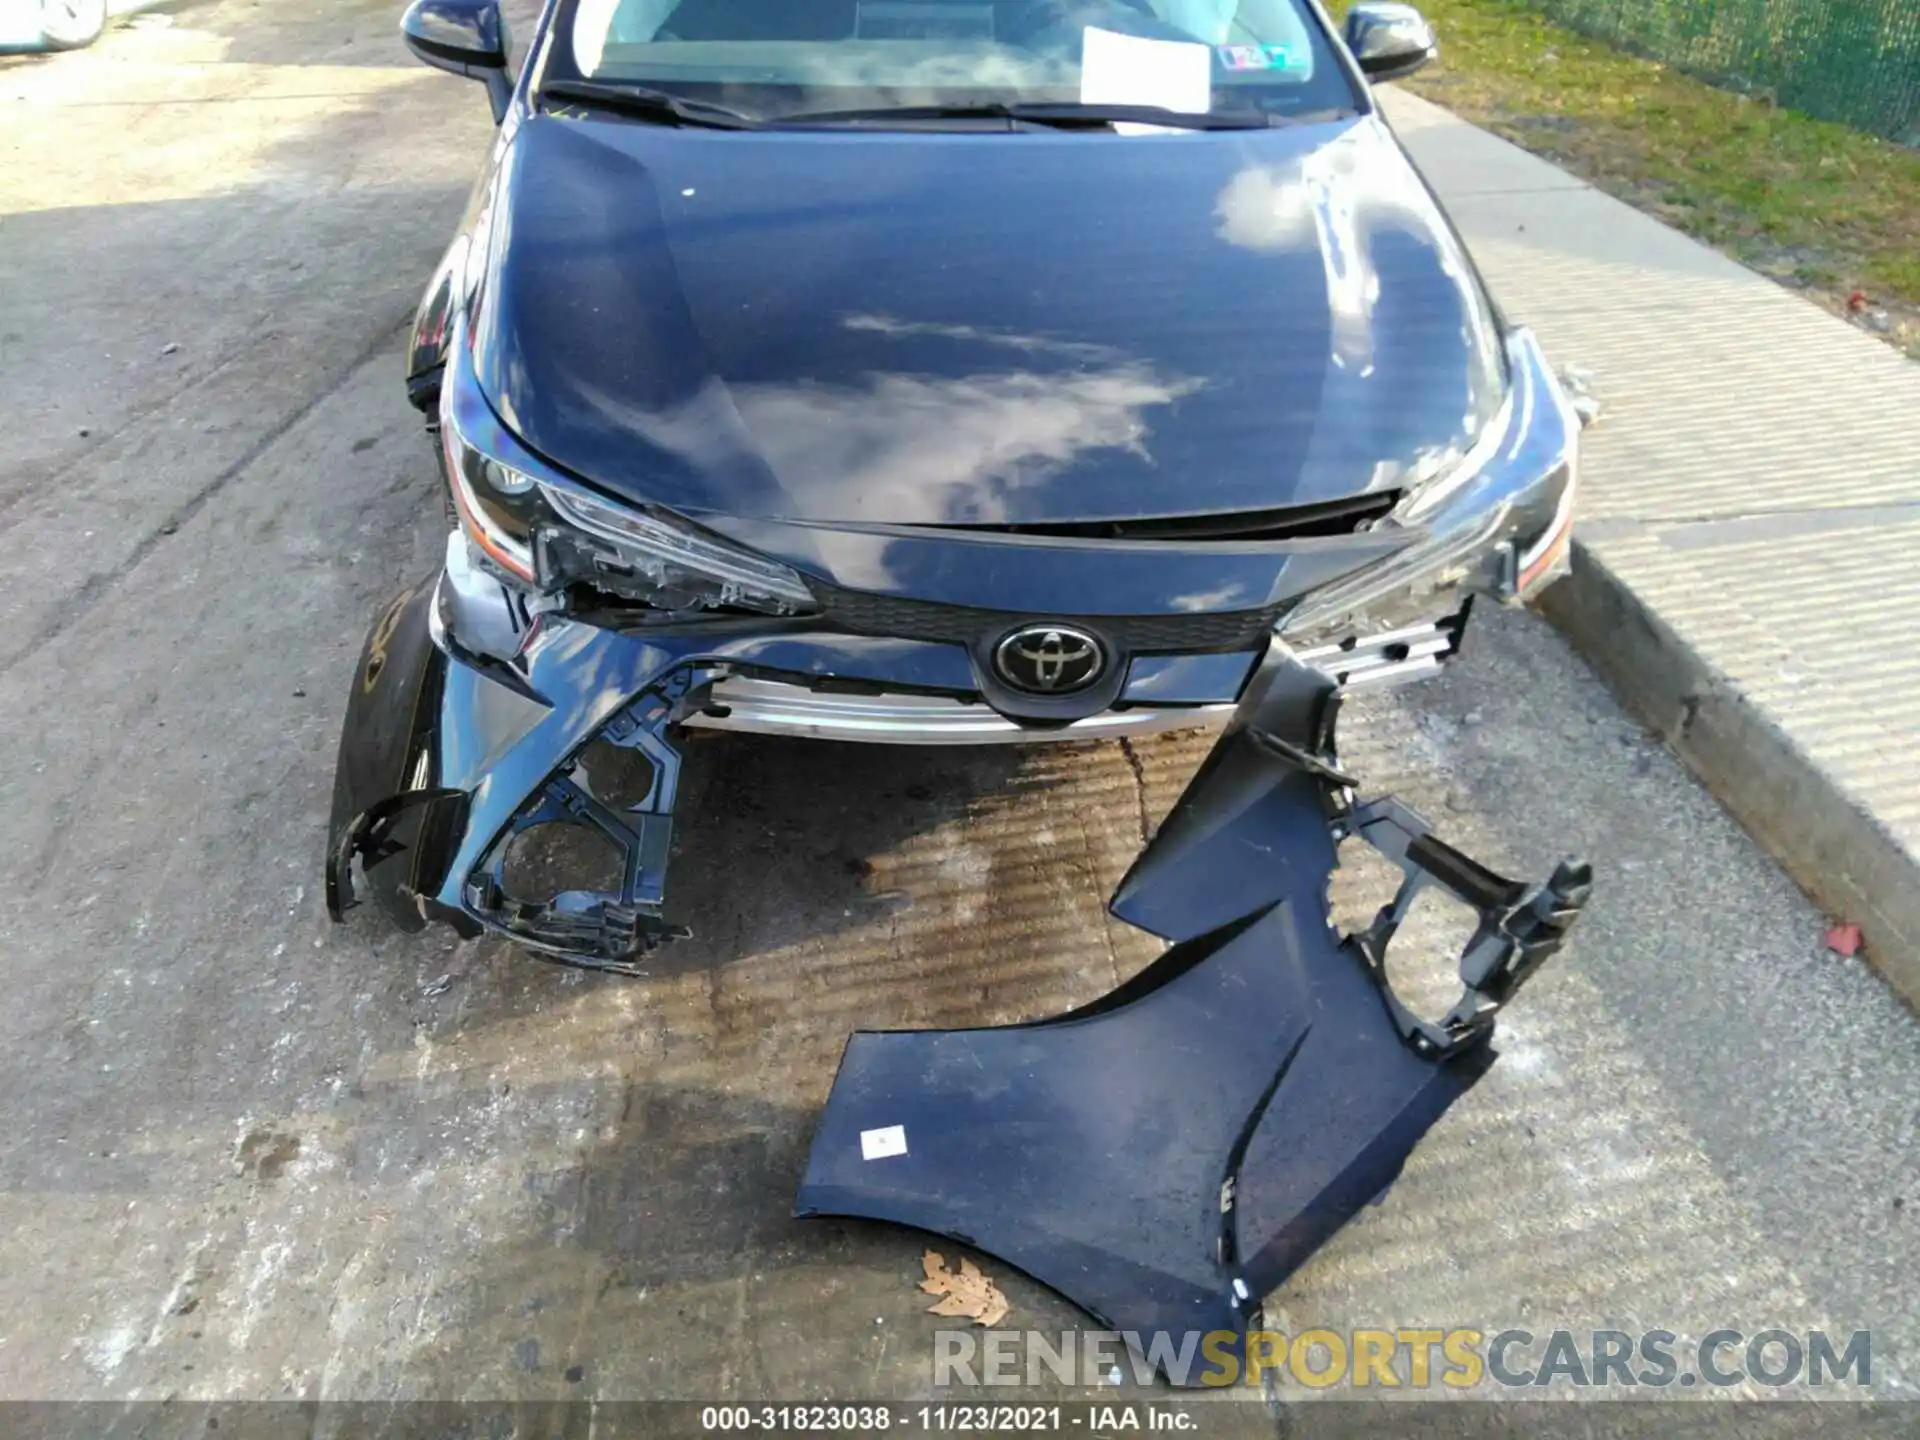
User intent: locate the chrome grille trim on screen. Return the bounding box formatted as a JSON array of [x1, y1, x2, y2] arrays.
[[681, 618, 1461, 745], [683, 679, 1234, 745]]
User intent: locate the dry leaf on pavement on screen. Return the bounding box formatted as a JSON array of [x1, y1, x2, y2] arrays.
[[918, 1249, 1010, 1327]]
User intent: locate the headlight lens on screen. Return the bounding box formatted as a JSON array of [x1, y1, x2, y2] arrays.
[[439, 383, 539, 582], [1278, 428, 1515, 640], [438, 381, 816, 618], [1390, 385, 1514, 526]]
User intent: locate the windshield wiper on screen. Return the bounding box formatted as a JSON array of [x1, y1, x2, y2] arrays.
[[540, 79, 761, 130], [776, 101, 1275, 131]]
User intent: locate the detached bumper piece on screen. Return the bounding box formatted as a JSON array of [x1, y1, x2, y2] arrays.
[[796, 649, 1590, 1382]]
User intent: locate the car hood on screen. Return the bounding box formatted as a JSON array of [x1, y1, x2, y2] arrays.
[[471, 110, 1507, 527]]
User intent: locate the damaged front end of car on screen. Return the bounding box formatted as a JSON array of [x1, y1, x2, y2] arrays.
[[326, 310, 1590, 1366], [327, 315, 833, 970], [327, 307, 1582, 976]]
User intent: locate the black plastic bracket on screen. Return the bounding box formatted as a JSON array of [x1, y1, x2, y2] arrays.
[[1348, 797, 1592, 1060], [462, 668, 700, 971]]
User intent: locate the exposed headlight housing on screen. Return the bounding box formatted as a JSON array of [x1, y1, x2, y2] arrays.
[[535, 482, 816, 615], [437, 378, 817, 618], [1278, 503, 1514, 639]]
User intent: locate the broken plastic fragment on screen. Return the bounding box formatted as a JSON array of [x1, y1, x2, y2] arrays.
[[1556, 364, 1602, 429]]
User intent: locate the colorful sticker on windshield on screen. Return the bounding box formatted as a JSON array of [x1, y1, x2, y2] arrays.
[[1216, 43, 1310, 73]]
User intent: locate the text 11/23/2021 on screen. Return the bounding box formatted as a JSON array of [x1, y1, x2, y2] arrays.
[[699, 1404, 1209, 1432]]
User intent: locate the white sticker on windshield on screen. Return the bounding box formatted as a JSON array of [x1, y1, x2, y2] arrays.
[[1079, 26, 1213, 120], [860, 1124, 909, 1161]]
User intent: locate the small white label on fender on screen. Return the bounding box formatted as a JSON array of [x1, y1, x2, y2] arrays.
[[860, 1124, 908, 1161]]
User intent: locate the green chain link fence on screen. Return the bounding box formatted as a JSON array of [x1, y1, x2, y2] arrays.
[[1513, 0, 1920, 142]]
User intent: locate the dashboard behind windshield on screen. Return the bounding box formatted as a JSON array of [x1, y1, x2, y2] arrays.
[[553, 0, 1361, 122]]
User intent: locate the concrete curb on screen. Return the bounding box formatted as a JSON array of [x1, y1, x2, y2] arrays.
[[1541, 541, 1920, 1009]]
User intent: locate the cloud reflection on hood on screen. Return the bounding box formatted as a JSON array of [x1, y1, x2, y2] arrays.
[[1213, 126, 1506, 493], [1214, 130, 1381, 379], [729, 353, 1204, 523], [537, 314, 1205, 526]]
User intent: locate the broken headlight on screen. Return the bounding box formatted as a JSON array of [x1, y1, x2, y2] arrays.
[[533, 484, 816, 616], [1276, 503, 1513, 640], [1278, 327, 1579, 641], [437, 379, 817, 617]]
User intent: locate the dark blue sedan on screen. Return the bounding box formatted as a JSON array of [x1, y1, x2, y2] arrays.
[[328, 0, 1580, 968]]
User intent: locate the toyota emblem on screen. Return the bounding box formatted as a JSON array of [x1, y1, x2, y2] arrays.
[[992, 625, 1106, 695]]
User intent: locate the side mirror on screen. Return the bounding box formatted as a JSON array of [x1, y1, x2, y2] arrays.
[[401, 0, 513, 123], [1342, 3, 1438, 83]]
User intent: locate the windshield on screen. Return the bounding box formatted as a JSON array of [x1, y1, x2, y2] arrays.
[[554, 0, 1361, 123]]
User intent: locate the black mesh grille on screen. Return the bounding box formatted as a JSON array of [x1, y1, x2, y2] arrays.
[[811, 583, 1280, 654], [933, 492, 1401, 542]]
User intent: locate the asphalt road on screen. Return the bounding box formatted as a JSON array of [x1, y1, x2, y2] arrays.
[[0, 0, 1914, 1421]]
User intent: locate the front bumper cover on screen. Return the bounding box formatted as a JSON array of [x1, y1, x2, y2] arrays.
[[796, 647, 1588, 1381], [323, 572, 1473, 968]]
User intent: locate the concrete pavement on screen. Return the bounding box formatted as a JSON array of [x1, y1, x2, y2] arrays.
[[1379, 87, 1920, 1006], [0, 3, 1914, 1422]]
